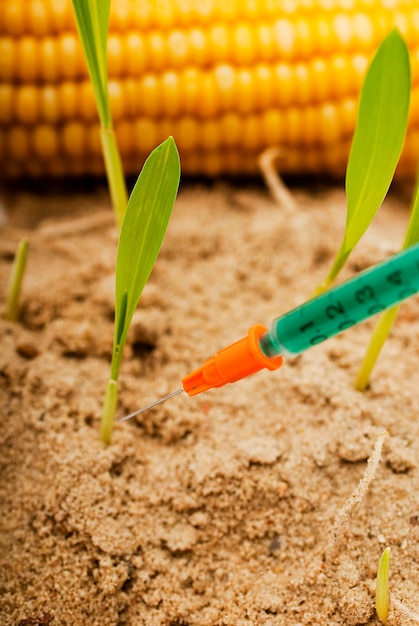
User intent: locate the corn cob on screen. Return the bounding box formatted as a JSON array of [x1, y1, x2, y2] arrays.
[[1, 0, 419, 178]]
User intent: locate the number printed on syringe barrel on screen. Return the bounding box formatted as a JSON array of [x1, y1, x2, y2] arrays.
[[260, 243, 419, 359]]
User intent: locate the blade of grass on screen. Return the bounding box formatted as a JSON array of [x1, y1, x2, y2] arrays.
[[355, 178, 419, 389], [71, 0, 127, 226], [5, 239, 28, 322], [101, 136, 181, 444], [317, 30, 410, 293]]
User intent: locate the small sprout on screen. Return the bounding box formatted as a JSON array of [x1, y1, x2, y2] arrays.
[[376, 547, 391, 624], [72, 0, 127, 226], [101, 136, 181, 444], [5, 238, 28, 322], [316, 30, 410, 294]]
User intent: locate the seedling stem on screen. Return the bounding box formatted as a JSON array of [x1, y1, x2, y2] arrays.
[[101, 379, 118, 445], [5, 239, 28, 322]]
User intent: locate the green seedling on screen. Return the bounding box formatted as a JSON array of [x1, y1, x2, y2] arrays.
[[316, 29, 410, 294], [316, 29, 419, 387], [71, 2, 181, 442], [376, 547, 419, 624], [376, 547, 391, 624], [356, 180, 419, 389], [72, 0, 127, 226], [101, 137, 180, 445], [5, 238, 28, 322]]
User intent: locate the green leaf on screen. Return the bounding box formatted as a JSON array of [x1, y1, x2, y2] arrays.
[[71, 0, 111, 127], [111, 136, 181, 379], [322, 29, 410, 289], [345, 29, 410, 247]]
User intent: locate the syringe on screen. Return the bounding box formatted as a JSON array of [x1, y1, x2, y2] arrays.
[[120, 243, 419, 422]]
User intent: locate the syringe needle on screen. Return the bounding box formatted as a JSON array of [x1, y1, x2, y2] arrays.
[[119, 244, 419, 423], [119, 388, 183, 422]]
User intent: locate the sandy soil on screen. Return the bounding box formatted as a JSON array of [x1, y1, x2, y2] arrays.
[[0, 178, 418, 625]]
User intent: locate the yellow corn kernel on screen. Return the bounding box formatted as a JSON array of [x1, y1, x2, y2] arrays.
[[58, 33, 84, 79], [253, 65, 273, 109], [318, 102, 341, 145], [0, 37, 16, 81], [294, 63, 311, 105], [145, 32, 167, 72], [201, 119, 220, 150], [124, 78, 142, 117], [236, 69, 257, 114], [32, 124, 58, 159], [7, 126, 29, 161], [107, 80, 124, 121], [242, 115, 263, 150], [197, 73, 219, 117], [176, 116, 199, 151], [29, 0, 50, 37], [115, 120, 134, 156], [219, 113, 242, 148], [233, 23, 257, 65], [107, 34, 124, 77], [188, 28, 208, 65], [39, 86, 59, 123], [39, 37, 58, 82], [58, 82, 77, 120], [166, 29, 191, 68], [273, 19, 296, 59], [312, 16, 335, 56], [0, 85, 13, 124], [298, 105, 315, 146], [1, 2, 26, 37], [139, 74, 161, 117], [49, 0, 73, 32], [294, 17, 315, 58], [181, 67, 201, 114], [16, 86, 39, 124], [86, 123, 102, 157], [283, 107, 302, 144], [261, 110, 282, 145], [133, 118, 160, 154], [211, 25, 233, 64], [213, 65, 235, 111], [273, 63, 294, 107], [309, 58, 329, 102], [255, 23, 276, 61], [125, 32, 146, 75], [62, 122, 86, 157], [161, 71, 182, 117], [340, 98, 357, 135], [15, 36, 39, 82]]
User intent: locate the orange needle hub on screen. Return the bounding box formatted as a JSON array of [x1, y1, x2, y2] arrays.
[[182, 324, 283, 396]]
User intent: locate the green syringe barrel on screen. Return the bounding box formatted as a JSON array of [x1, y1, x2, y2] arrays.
[[259, 243, 419, 358]]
